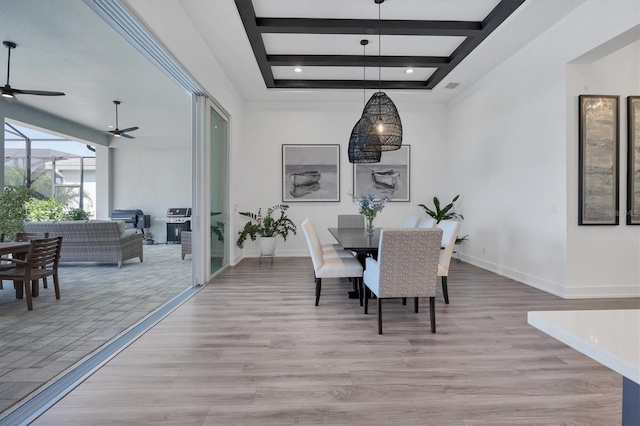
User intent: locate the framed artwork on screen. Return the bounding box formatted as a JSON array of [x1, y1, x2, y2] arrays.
[[628, 96, 640, 225], [578, 95, 619, 225], [353, 145, 410, 202], [282, 144, 340, 202]]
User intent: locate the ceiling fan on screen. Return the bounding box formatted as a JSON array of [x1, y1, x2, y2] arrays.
[[1, 41, 65, 100], [108, 100, 139, 139]]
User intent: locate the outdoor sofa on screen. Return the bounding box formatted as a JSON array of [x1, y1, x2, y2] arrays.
[[24, 220, 143, 268]]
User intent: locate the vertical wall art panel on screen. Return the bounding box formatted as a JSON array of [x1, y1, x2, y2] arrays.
[[627, 96, 640, 225], [353, 145, 410, 202], [578, 95, 620, 225], [282, 144, 340, 202]]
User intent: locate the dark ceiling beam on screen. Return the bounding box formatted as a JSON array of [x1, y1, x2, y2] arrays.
[[234, 0, 526, 91], [235, 0, 274, 87], [256, 18, 482, 37], [425, 0, 526, 89], [273, 80, 429, 90], [267, 55, 448, 68]]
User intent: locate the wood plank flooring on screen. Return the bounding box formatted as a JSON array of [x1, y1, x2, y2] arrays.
[[34, 258, 639, 425]]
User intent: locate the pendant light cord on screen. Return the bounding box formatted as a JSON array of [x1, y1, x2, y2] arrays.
[[378, 1, 381, 92], [363, 42, 366, 106]]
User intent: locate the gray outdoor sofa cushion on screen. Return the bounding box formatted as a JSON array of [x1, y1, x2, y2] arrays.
[[24, 220, 143, 268]]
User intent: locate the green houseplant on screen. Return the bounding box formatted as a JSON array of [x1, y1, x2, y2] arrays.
[[236, 204, 297, 255], [418, 195, 468, 246]]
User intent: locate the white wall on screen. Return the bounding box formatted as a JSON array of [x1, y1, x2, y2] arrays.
[[448, 0, 640, 298], [110, 143, 190, 242], [239, 100, 449, 257], [566, 40, 640, 297]]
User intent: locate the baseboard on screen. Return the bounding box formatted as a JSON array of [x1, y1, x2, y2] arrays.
[[460, 253, 565, 297], [238, 249, 310, 258], [460, 254, 640, 299]]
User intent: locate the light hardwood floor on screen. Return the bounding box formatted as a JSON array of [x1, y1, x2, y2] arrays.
[[34, 258, 638, 425]]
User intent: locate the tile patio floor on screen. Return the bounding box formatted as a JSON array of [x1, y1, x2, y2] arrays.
[[0, 243, 192, 414]]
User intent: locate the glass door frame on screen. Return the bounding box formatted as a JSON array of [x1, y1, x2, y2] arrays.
[[192, 95, 230, 285]]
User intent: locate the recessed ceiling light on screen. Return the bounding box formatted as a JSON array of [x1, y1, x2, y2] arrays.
[[405, 68, 414, 74], [108, 125, 114, 129], [294, 67, 302, 73]]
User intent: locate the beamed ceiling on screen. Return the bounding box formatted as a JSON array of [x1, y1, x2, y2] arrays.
[[235, 0, 526, 90]]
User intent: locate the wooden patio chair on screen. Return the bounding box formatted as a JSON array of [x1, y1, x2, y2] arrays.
[[0, 236, 63, 310]]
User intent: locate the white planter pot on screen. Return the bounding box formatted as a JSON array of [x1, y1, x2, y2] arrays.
[[258, 236, 277, 256]]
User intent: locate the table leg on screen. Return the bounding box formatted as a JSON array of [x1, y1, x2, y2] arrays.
[[622, 377, 639, 426]]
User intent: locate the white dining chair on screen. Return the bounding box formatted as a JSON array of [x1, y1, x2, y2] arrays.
[[362, 228, 442, 334], [417, 217, 437, 228], [436, 219, 461, 304], [403, 216, 420, 228], [301, 219, 363, 306]]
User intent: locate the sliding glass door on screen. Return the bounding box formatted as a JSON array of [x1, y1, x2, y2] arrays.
[[208, 102, 228, 275]]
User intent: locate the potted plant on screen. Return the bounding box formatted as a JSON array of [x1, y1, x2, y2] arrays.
[[236, 204, 297, 256], [143, 232, 155, 245], [418, 194, 468, 246]]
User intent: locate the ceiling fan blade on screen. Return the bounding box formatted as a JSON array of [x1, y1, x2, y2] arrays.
[[121, 133, 135, 139], [118, 126, 139, 133], [12, 88, 65, 96]]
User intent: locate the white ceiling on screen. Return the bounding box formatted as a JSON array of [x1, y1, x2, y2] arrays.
[[1, 0, 584, 139]]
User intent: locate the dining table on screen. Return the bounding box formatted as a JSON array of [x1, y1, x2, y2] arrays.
[[0, 241, 32, 299], [327, 227, 381, 299]]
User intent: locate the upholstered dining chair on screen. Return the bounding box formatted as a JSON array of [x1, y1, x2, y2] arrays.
[[417, 217, 437, 228], [403, 216, 420, 228], [338, 214, 365, 229], [301, 219, 363, 306], [363, 228, 442, 334], [0, 236, 63, 310], [303, 218, 348, 256], [436, 220, 461, 304]]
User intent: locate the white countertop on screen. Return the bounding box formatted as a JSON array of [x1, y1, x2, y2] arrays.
[[528, 309, 639, 384]]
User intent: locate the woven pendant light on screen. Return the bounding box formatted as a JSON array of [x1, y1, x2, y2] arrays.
[[360, 0, 402, 152], [348, 116, 381, 163], [348, 39, 381, 163]]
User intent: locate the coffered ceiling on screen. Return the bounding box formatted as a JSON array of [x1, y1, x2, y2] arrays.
[[234, 0, 525, 90], [1, 0, 586, 138]]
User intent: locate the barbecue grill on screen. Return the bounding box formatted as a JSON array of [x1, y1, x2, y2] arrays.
[[111, 209, 149, 230], [166, 208, 191, 243]]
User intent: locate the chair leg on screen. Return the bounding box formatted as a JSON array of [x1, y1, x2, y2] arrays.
[[377, 298, 383, 334], [429, 296, 436, 333], [441, 276, 449, 304], [24, 281, 33, 311], [31, 280, 39, 297], [402, 297, 406, 305], [414, 297, 419, 313], [42, 277, 48, 289], [53, 274, 60, 299], [364, 285, 370, 314], [315, 278, 322, 306]]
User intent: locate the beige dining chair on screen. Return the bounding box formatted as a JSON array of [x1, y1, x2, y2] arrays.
[[436, 220, 462, 304], [338, 214, 365, 228], [301, 219, 363, 306], [363, 228, 442, 334]]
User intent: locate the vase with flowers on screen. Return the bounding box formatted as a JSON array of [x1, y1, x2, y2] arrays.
[[352, 193, 390, 233]]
